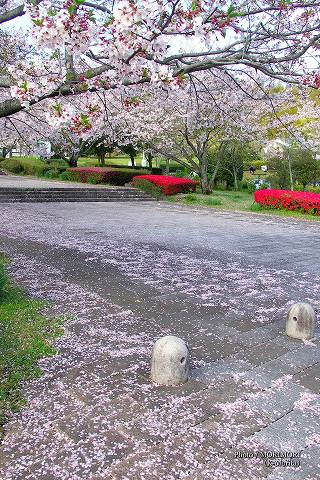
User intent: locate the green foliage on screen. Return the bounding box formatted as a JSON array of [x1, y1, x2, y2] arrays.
[[174, 169, 191, 178], [252, 160, 267, 170], [269, 148, 320, 189], [258, 181, 270, 190], [306, 186, 320, 194], [58, 171, 73, 181], [0, 258, 64, 436], [0, 157, 68, 178], [105, 168, 148, 186], [66, 170, 81, 182], [291, 149, 320, 187], [0, 158, 24, 174], [173, 190, 253, 211], [87, 174, 104, 184], [268, 155, 290, 189], [133, 178, 163, 199], [203, 197, 223, 206], [184, 194, 197, 203], [247, 181, 257, 194], [43, 169, 59, 179]]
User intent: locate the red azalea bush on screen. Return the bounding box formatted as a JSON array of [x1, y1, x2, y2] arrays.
[[254, 189, 320, 215], [132, 175, 197, 196], [67, 167, 148, 185]]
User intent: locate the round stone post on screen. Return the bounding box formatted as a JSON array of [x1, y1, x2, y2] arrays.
[[286, 302, 316, 340], [151, 335, 189, 386]]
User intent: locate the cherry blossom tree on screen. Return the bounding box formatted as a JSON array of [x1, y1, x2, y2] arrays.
[[119, 73, 270, 193], [0, 0, 319, 122]]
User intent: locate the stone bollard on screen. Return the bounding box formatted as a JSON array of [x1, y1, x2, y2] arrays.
[[286, 302, 316, 340], [151, 335, 189, 386]]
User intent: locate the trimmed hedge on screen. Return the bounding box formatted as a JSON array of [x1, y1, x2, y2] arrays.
[[132, 174, 197, 196], [0, 158, 68, 177], [0, 158, 24, 174], [67, 167, 149, 185], [254, 189, 320, 215]]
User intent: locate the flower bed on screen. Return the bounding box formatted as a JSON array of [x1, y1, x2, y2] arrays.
[[254, 189, 320, 215], [67, 167, 148, 185], [132, 175, 197, 196]]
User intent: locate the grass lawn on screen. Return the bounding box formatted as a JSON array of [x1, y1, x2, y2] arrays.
[[1, 155, 181, 170], [172, 190, 255, 211], [77, 155, 144, 167], [0, 255, 64, 439], [169, 190, 320, 221]]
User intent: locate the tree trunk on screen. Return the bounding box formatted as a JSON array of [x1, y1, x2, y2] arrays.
[[288, 154, 294, 190], [201, 178, 213, 194], [207, 143, 226, 191], [200, 160, 212, 194], [68, 152, 79, 168], [165, 158, 170, 174], [233, 166, 239, 190], [98, 152, 106, 166], [130, 153, 135, 167], [147, 152, 153, 170]]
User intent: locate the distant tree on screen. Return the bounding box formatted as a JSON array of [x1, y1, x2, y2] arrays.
[[291, 149, 320, 188], [268, 148, 320, 189], [84, 138, 115, 166], [119, 144, 137, 168], [217, 142, 246, 190], [268, 155, 291, 189]]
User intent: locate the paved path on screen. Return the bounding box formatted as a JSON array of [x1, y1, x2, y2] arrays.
[[0, 201, 319, 479], [0, 174, 127, 189]]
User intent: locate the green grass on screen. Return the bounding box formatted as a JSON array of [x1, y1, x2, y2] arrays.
[[170, 189, 320, 221], [249, 203, 320, 221], [0, 255, 64, 438], [173, 190, 255, 211], [77, 155, 144, 167]]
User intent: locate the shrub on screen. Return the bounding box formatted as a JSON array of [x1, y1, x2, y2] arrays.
[[67, 167, 106, 183], [87, 174, 104, 184], [43, 169, 59, 179], [132, 178, 163, 199], [258, 181, 270, 190], [59, 171, 74, 181], [254, 189, 320, 215], [247, 181, 257, 194], [0, 158, 68, 178], [67, 167, 149, 185], [133, 174, 197, 196], [104, 168, 148, 186], [307, 186, 320, 194], [252, 160, 266, 170], [151, 167, 163, 175], [174, 169, 192, 178], [1, 158, 24, 174], [47, 159, 68, 172]]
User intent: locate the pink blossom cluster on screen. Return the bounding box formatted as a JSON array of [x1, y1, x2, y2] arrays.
[[26, 0, 96, 53]]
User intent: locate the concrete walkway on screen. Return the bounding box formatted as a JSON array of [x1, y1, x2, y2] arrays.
[[0, 174, 124, 189], [0, 201, 319, 479]]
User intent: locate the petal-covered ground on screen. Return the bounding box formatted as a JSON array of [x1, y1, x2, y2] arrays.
[[0, 200, 319, 479]]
